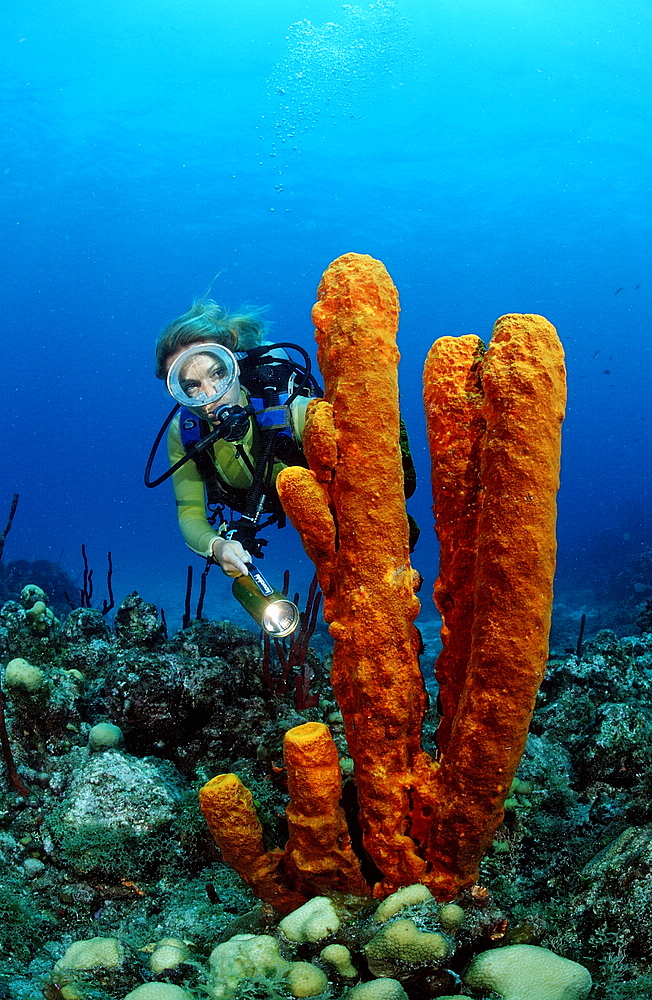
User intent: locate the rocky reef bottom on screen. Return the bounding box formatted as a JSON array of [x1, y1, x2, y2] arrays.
[[1, 583, 652, 999]]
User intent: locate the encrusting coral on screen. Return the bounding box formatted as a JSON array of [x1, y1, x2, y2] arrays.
[[7, 567, 649, 994], [199, 252, 566, 904]]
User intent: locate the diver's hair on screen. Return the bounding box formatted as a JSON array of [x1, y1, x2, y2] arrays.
[[154, 297, 268, 379]]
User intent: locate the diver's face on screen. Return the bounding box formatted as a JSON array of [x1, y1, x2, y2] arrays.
[[166, 346, 241, 423]]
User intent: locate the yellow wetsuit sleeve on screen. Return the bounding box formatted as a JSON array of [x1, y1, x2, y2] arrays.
[[167, 416, 222, 558]]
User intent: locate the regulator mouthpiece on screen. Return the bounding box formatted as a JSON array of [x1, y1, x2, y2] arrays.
[[232, 564, 300, 638]]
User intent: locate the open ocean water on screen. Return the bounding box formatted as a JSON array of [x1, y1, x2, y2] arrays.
[[1, 1, 651, 642]]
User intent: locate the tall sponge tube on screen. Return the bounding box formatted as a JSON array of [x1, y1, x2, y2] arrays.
[[422, 313, 566, 897], [277, 252, 434, 895]]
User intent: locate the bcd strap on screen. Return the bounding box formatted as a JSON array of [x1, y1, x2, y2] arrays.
[[178, 407, 305, 517], [249, 401, 293, 434]]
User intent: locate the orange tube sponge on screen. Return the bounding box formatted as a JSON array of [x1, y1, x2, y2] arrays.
[[198, 773, 305, 913], [423, 335, 486, 756], [277, 253, 435, 894], [274, 413, 338, 618], [283, 722, 369, 896], [422, 314, 566, 897], [200, 263, 565, 910], [198, 729, 370, 909]]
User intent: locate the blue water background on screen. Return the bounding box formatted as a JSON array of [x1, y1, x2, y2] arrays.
[[1, 0, 650, 632]]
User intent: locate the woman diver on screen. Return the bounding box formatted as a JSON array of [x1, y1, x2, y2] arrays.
[[147, 296, 321, 582]]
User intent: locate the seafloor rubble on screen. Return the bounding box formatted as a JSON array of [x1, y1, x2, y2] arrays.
[[1, 580, 652, 999]]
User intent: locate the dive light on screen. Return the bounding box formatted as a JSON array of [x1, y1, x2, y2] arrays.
[[232, 564, 300, 638]]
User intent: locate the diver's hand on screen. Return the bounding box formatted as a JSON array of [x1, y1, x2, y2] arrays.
[[211, 537, 252, 577]]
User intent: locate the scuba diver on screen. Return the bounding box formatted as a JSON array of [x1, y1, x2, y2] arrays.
[[145, 296, 321, 634], [146, 292, 419, 634]]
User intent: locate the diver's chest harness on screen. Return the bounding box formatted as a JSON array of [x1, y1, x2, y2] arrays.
[[177, 378, 306, 525], [145, 342, 321, 558]]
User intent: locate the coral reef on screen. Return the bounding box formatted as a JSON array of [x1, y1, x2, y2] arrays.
[[0, 583, 335, 995], [0, 557, 78, 620], [1, 565, 652, 997], [476, 629, 652, 996], [25, 879, 534, 999]]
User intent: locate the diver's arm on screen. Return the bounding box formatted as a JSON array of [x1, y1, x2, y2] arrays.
[[167, 420, 220, 557], [167, 420, 251, 575]]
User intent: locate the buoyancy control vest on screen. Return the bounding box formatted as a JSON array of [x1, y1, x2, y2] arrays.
[[177, 344, 318, 527]]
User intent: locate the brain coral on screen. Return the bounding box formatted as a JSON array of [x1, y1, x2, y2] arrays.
[[365, 918, 449, 978], [208, 933, 290, 997], [464, 944, 592, 1000], [373, 884, 433, 922], [279, 896, 340, 943], [345, 979, 409, 1000], [320, 943, 357, 978], [286, 961, 328, 998], [54, 936, 123, 971]]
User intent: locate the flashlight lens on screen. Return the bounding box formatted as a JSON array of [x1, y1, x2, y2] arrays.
[[262, 600, 300, 637]]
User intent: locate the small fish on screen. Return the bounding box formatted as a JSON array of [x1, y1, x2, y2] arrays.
[[592, 350, 600, 359], [635, 284, 642, 290], [603, 369, 611, 374], [206, 883, 221, 904], [615, 287, 624, 294]]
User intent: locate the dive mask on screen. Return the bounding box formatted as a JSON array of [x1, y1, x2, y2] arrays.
[[166, 343, 238, 408]]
